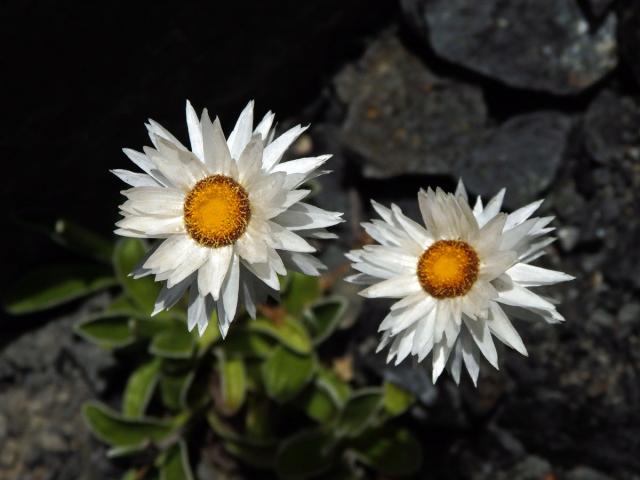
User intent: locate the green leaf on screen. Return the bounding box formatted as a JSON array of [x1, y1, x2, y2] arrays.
[[283, 272, 321, 315], [336, 389, 383, 438], [51, 218, 114, 263], [302, 297, 347, 345], [224, 441, 276, 470], [83, 401, 174, 447], [123, 359, 161, 417], [217, 353, 247, 416], [276, 429, 337, 479], [261, 346, 316, 403], [121, 469, 140, 480], [244, 397, 275, 440], [160, 371, 192, 412], [150, 327, 195, 359], [316, 368, 351, 408], [74, 314, 135, 349], [383, 382, 415, 417], [351, 427, 422, 476], [297, 385, 338, 423], [107, 443, 148, 459], [113, 238, 160, 314], [160, 440, 194, 480], [223, 330, 274, 359], [248, 316, 312, 354], [133, 317, 176, 338], [4, 264, 116, 315]]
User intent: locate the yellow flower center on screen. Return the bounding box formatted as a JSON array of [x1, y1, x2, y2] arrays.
[[183, 175, 251, 248], [417, 240, 479, 298]]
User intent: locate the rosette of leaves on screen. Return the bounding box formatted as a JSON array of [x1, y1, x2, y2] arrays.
[[4, 221, 423, 479]]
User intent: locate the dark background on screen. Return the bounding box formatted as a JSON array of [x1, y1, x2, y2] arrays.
[[2, 1, 640, 479]]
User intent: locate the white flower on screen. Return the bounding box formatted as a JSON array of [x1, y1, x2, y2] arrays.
[[347, 181, 573, 386], [114, 101, 343, 337]]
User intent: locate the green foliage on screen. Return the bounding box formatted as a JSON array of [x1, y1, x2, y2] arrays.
[[4, 264, 116, 315], [13, 219, 423, 479]]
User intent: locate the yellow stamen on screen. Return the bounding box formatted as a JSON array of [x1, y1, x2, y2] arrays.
[[417, 240, 479, 298], [183, 175, 251, 248]]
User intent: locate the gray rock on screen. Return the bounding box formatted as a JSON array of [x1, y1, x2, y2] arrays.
[[584, 0, 615, 19], [584, 89, 640, 165], [504, 456, 553, 480], [0, 299, 119, 480], [566, 465, 613, 480], [618, 302, 640, 326], [335, 32, 487, 178], [402, 0, 617, 94], [461, 112, 573, 207]]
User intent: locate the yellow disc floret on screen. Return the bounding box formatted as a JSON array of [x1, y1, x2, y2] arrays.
[[184, 175, 251, 248], [417, 240, 479, 298]]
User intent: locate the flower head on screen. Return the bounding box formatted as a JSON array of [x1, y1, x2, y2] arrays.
[[114, 101, 343, 337], [347, 181, 573, 386]]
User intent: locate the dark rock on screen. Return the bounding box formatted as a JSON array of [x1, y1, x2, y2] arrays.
[[335, 32, 487, 178], [402, 0, 617, 94], [584, 89, 640, 165], [566, 465, 614, 480], [0, 298, 119, 480], [461, 112, 573, 207], [618, 2, 640, 87], [584, 0, 615, 19]]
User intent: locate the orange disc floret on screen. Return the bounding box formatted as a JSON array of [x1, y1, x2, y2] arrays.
[[417, 240, 479, 298], [183, 175, 251, 248]]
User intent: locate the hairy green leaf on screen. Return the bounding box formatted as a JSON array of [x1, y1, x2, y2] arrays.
[[4, 264, 115, 315], [336, 389, 383, 438], [276, 429, 336, 479], [248, 316, 312, 354], [74, 314, 135, 349], [351, 426, 422, 476], [262, 346, 316, 403], [160, 440, 194, 480], [113, 238, 160, 314], [303, 297, 347, 345], [283, 272, 321, 315], [123, 359, 161, 417], [83, 402, 174, 447]]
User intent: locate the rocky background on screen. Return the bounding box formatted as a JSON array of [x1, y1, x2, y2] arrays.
[[2, 0, 640, 479]]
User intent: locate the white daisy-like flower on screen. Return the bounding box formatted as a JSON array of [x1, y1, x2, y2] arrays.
[[347, 181, 573, 386], [113, 101, 343, 337]]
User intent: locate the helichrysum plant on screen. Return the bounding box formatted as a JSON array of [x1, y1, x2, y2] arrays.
[[347, 181, 573, 385], [114, 101, 343, 337], [3, 100, 575, 479]]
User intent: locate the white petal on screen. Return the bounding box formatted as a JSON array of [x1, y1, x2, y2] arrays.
[[461, 331, 481, 386], [111, 169, 159, 187], [496, 280, 557, 312], [432, 340, 452, 383], [390, 204, 431, 248], [228, 101, 254, 160], [480, 251, 518, 281], [115, 215, 184, 237], [463, 317, 498, 368], [201, 112, 234, 174], [476, 188, 505, 227], [254, 111, 275, 140], [152, 274, 192, 316], [273, 202, 343, 231], [280, 251, 326, 276], [506, 263, 574, 287], [505, 199, 544, 230], [186, 100, 204, 162], [455, 179, 468, 201], [487, 303, 527, 356], [197, 246, 233, 300], [360, 275, 422, 299], [221, 254, 240, 323], [187, 286, 207, 334], [262, 125, 308, 171]]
